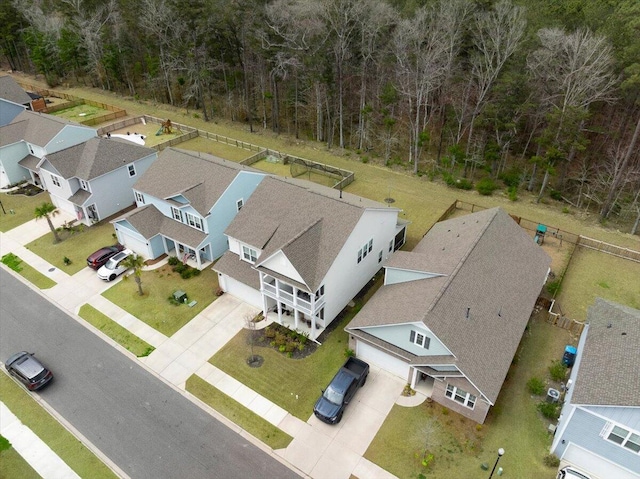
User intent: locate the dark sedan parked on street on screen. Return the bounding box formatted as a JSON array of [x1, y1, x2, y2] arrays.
[[86, 244, 125, 270], [5, 351, 54, 390]]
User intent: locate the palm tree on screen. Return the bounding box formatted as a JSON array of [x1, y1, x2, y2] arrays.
[[122, 254, 145, 296], [34, 202, 61, 243]]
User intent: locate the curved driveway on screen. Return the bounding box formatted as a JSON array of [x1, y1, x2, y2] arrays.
[[0, 269, 301, 479]]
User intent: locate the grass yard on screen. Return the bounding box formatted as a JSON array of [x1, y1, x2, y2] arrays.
[[209, 306, 360, 420], [78, 304, 155, 357], [178, 136, 257, 162], [556, 248, 640, 321], [0, 434, 39, 479], [186, 375, 293, 450], [1, 253, 56, 289], [250, 158, 341, 188], [49, 103, 109, 122], [0, 191, 47, 232], [25, 220, 118, 274], [0, 374, 117, 479], [102, 264, 219, 336], [366, 314, 570, 479]]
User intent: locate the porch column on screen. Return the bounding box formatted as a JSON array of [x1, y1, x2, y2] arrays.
[[310, 294, 316, 331]]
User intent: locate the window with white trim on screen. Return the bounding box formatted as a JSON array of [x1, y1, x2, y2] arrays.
[[378, 250, 383, 263], [127, 164, 136, 177], [79, 179, 90, 191], [389, 239, 393, 252], [409, 330, 430, 349], [51, 175, 61, 187], [357, 238, 373, 264], [171, 207, 183, 222], [236, 198, 244, 211], [445, 384, 476, 409], [185, 212, 203, 231], [242, 245, 257, 263], [606, 424, 640, 453], [135, 192, 145, 204]]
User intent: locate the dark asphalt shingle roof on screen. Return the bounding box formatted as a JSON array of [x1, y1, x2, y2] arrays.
[[225, 176, 395, 292], [213, 250, 262, 290], [0, 76, 32, 105], [133, 148, 263, 217], [571, 298, 640, 406], [17, 154, 41, 171], [0, 109, 93, 147], [347, 207, 552, 403], [43, 137, 156, 180]]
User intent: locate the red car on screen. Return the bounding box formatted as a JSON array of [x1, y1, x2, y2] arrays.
[[86, 244, 125, 270]]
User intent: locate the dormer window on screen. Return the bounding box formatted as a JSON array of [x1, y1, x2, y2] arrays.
[[410, 330, 430, 349], [236, 198, 244, 211], [80, 179, 90, 191], [185, 212, 203, 231], [135, 192, 145, 204], [171, 207, 183, 222], [242, 245, 257, 263]]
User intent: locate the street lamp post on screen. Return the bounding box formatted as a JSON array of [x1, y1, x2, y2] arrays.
[[488, 448, 505, 479]]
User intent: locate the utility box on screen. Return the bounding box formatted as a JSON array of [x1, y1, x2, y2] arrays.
[[173, 290, 188, 303], [547, 388, 560, 403]]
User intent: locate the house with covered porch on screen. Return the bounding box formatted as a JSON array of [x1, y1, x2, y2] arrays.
[[345, 207, 551, 423], [112, 148, 267, 269], [214, 176, 407, 341]]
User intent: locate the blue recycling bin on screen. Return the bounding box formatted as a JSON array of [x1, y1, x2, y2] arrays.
[[562, 345, 577, 367]]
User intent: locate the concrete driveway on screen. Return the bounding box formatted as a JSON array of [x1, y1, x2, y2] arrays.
[[280, 366, 405, 478]]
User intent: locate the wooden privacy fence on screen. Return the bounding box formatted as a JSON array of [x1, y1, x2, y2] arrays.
[[537, 297, 585, 336], [577, 236, 640, 262], [96, 115, 197, 151]]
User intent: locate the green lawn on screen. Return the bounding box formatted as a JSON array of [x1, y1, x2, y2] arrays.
[[0, 434, 40, 479], [78, 304, 155, 357], [26, 220, 119, 274], [0, 191, 47, 232], [0, 374, 117, 479], [186, 375, 293, 450], [178, 136, 257, 161], [49, 103, 109, 121], [1, 253, 56, 289], [556, 248, 640, 321], [102, 264, 219, 336], [209, 304, 363, 421], [366, 315, 569, 479]]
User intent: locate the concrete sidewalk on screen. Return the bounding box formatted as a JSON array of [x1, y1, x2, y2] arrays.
[[0, 219, 422, 479]]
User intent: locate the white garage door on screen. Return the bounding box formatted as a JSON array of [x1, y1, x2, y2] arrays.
[[116, 227, 151, 259], [563, 443, 639, 479], [356, 341, 410, 379], [221, 275, 262, 308]]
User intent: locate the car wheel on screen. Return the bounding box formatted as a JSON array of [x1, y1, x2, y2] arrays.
[[109, 274, 116, 281], [336, 411, 343, 423], [362, 374, 368, 386]]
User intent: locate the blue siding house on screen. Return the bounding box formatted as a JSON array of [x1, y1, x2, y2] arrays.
[[551, 298, 640, 479], [112, 148, 267, 269]]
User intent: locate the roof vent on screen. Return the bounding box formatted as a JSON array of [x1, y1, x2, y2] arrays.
[[622, 332, 627, 336], [607, 323, 612, 328], [466, 307, 471, 320]]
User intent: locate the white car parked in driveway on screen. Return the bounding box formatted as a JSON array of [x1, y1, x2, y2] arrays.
[[97, 249, 133, 281]]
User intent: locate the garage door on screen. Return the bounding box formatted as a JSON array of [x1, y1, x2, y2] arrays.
[[221, 275, 262, 309], [116, 227, 152, 259], [563, 443, 639, 479], [356, 341, 410, 379]]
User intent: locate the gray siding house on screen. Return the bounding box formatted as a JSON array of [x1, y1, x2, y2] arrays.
[[0, 109, 96, 188], [346, 207, 551, 423], [112, 148, 267, 269], [38, 137, 158, 226], [551, 299, 640, 479]]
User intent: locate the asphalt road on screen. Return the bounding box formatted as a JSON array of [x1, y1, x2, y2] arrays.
[[0, 269, 301, 479]]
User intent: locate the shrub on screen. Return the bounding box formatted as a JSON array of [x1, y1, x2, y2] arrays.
[[168, 256, 180, 266], [264, 327, 276, 339], [498, 168, 522, 188], [537, 401, 560, 419], [543, 454, 560, 468], [344, 348, 355, 358], [63, 256, 72, 265], [549, 189, 562, 201], [549, 360, 568, 382], [508, 185, 519, 201], [455, 178, 473, 190], [476, 177, 498, 196], [361, 156, 369, 164], [527, 376, 545, 395]]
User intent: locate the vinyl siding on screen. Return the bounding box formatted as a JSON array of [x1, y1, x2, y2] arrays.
[[0, 142, 29, 187], [359, 323, 451, 356], [44, 126, 96, 154], [385, 268, 442, 285]]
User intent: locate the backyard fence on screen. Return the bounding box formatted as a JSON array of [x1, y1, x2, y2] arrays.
[[577, 236, 640, 262], [97, 115, 197, 151], [198, 130, 263, 152]]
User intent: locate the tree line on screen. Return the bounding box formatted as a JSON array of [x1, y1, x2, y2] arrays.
[[2, 0, 639, 230]]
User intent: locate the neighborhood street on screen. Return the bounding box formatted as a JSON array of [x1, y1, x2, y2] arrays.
[[0, 268, 301, 479]]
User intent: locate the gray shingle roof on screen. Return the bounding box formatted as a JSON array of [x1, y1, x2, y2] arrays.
[[225, 176, 385, 291], [0, 110, 92, 147], [68, 189, 91, 206], [17, 154, 41, 171], [43, 137, 155, 180], [213, 250, 261, 290], [347, 207, 552, 403], [0, 76, 32, 105], [114, 204, 206, 248], [571, 298, 640, 406], [133, 148, 263, 217]]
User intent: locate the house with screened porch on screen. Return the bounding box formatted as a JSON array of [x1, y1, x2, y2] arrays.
[[214, 175, 407, 341]]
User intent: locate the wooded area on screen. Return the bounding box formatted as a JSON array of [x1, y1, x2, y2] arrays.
[[2, 0, 639, 231]]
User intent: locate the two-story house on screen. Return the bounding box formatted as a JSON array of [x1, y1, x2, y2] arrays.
[[214, 176, 408, 341], [0, 98, 25, 127], [551, 298, 640, 479], [0, 109, 96, 188], [345, 207, 551, 423], [37, 137, 158, 226], [112, 148, 267, 269], [0, 75, 43, 112]]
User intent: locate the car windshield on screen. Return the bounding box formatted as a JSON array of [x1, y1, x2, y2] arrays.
[[32, 369, 48, 382], [322, 385, 344, 405], [105, 257, 119, 269]]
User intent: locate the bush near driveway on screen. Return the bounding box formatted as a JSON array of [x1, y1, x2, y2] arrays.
[[366, 315, 566, 479], [102, 264, 219, 336], [26, 220, 119, 274], [186, 375, 293, 450], [0, 191, 45, 232], [0, 374, 117, 479]]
